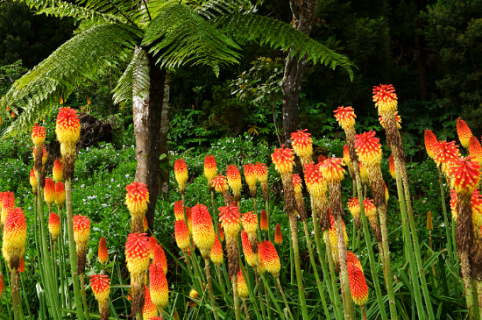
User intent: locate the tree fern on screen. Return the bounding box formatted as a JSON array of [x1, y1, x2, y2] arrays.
[[37, 0, 126, 23], [214, 14, 355, 80], [1, 23, 140, 137], [142, 3, 242, 75]]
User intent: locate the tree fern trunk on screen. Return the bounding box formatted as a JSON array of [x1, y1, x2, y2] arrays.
[[159, 72, 171, 199], [133, 48, 167, 233], [281, 0, 317, 145]]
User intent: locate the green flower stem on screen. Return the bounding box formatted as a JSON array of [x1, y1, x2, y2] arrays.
[[11, 269, 20, 320], [80, 274, 91, 320], [301, 220, 330, 319], [395, 156, 435, 320], [232, 274, 241, 320], [352, 163, 389, 320], [204, 258, 219, 320], [57, 207, 66, 308], [460, 252, 476, 319], [393, 166, 426, 319], [242, 300, 250, 320], [37, 173, 62, 320], [254, 269, 267, 320], [265, 200, 271, 242], [436, 166, 455, 264], [211, 191, 219, 235], [310, 197, 343, 320], [20, 274, 31, 318], [65, 178, 86, 320], [275, 277, 294, 320]]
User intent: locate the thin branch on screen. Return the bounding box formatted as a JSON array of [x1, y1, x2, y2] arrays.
[[108, 0, 136, 26], [142, 0, 152, 21]]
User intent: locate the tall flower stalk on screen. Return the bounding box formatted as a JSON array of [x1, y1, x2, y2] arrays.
[[219, 204, 242, 320], [204, 155, 219, 232], [354, 130, 397, 318], [320, 157, 355, 320], [334, 106, 389, 320], [374, 84, 435, 318], [271, 146, 309, 319]]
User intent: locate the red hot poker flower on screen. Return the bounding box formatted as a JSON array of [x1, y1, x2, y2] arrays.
[[29, 169, 37, 191], [153, 244, 168, 275], [3, 207, 27, 269], [389, 155, 396, 179], [174, 159, 188, 194], [379, 112, 402, 129], [48, 212, 61, 242], [73, 215, 91, 245], [142, 285, 158, 319], [32, 123, 46, 146], [149, 236, 158, 260], [259, 240, 281, 277], [424, 130, 438, 160], [254, 163, 268, 183], [125, 233, 150, 275], [53, 159, 63, 182], [354, 131, 382, 167], [55, 181, 66, 209], [192, 204, 215, 257], [304, 163, 326, 197], [242, 211, 258, 236], [44, 178, 55, 207], [210, 235, 224, 265], [448, 156, 481, 195], [98, 236, 108, 265], [469, 136, 482, 165], [319, 157, 346, 183], [174, 200, 184, 220], [56, 107, 81, 144], [271, 146, 294, 175], [211, 174, 228, 193], [219, 205, 241, 237], [347, 259, 369, 306], [260, 210, 268, 231], [174, 220, 190, 251], [457, 118, 473, 149], [241, 230, 256, 267], [125, 182, 150, 216], [204, 155, 217, 184], [373, 84, 398, 112], [149, 263, 169, 308], [226, 165, 242, 200], [291, 129, 313, 159], [334, 106, 357, 130], [90, 274, 111, 303], [274, 223, 282, 244]]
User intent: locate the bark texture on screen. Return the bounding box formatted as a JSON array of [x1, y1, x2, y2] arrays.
[[281, 0, 317, 145], [133, 50, 167, 232]]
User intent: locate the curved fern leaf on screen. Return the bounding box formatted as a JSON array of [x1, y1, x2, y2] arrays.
[[142, 3, 242, 74], [36, 0, 125, 23], [1, 23, 140, 138], [113, 48, 149, 104], [214, 14, 355, 80]]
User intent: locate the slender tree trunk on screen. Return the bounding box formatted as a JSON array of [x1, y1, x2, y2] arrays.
[[281, 0, 317, 146], [133, 47, 167, 232], [159, 73, 171, 199]]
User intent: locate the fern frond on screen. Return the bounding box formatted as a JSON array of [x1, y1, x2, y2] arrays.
[[1, 23, 140, 138], [142, 3, 242, 75], [112, 48, 149, 104], [215, 14, 355, 80], [36, 0, 125, 23], [193, 0, 254, 19]]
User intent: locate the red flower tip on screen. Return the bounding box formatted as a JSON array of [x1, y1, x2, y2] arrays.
[[174, 158, 188, 193], [90, 274, 110, 303], [334, 106, 356, 130], [292, 174, 303, 194], [174, 200, 184, 221], [32, 123, 46, 146], [241, 230, 256, 267], [433, 141, 460, 172], [219, 205, 241, 237], [44, 178, 55, 206], [469, 136, 482, 165], [347, 198, 360, 216], [304, 163, 326, 197], [372, 84, 398, 111], [343, 145, 351, 165], [242, 211, 258, 235], [174, 220, 190, 251], [56, 107, 81, 144], [192, 204, 215, 255], [153, 244, 168, 275], [254, 162, 268, 183], [48, 212, 61, 242], [29, 169, 37, 190], [73, 215, 91, 244], [210, 235, 224, 265], [291, 129, 313, 158], [424, 129, 438, 160], [259, 240, 281, 277], [318, 155, 326, 163], [389, 155, 396, 179]]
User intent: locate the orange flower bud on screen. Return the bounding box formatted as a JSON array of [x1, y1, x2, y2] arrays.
[[259, 240, 281, 277], [73, 215, 91, 245], [218, 222, 225, 242], [319, 158, 345, 183], [3, 207, 27, 269], [98, 236, 108, 265], [242, 211, 258, 236], [48, 212, 61, 242], [424, 129, 438, 160], [260, 210, 268, 231], [174, 220, 190, 251], [210, 235, 224, 265], [204, 155, 218, 185], [219, 205, 241, 238], [347, 258, 369, 306], [174, 200, 185, 221], [29, 169, 37, 191], [343, 145, 351, 166], [271, 146, 294, 175], [174, 158, 188, 194], [150, 263, 169, 308], [143, 216, 148, 232], [274, 224, 282, 244], [254, 163, 268, 183], [192, 204, 215, 258], [448, 157, 481, 195], [211, 174, 229, 193], [142, 285, 158, 319], [44, 178, 55, 207], [244, 164, 257, 194], [346, 251, 363, 273], [373, 84, 398, 112], [334, 106, 357, 130], [469, 136, 482, 165], [32, 123, 46, 147], [389, 155, 396, 179], [153, 245, 168, 275], [291, 129, 313, 160], [125, 182, 150, 217], [227, 165, 242, 200], [457, 118, 473, 149], [241, 230, 256, 267], [125, 233, 150, 276], [355, 131, 382, 167], [55, 181, 66, 209], [149, 236, 158, 260], [237, 268, 249, 299], [53, 159, 63, 182], [56, 107, 81, 145]]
